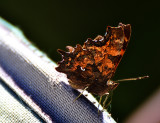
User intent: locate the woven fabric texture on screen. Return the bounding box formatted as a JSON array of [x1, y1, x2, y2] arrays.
[[0, 17, 116, 123]]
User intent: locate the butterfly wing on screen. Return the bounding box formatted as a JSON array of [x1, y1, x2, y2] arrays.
[[56, 23, 131, 95]]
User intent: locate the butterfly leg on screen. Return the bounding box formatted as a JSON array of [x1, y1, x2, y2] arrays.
[[102, 93, 109, 111], [98, 96, 103, 115], [104, 91, 113, 113], [73, 86, 88, 102]]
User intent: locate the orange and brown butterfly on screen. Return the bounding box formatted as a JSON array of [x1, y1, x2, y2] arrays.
[[56, 23, 148, 109]]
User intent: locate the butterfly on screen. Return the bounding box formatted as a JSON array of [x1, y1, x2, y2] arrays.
[[56, 23, 148, 111]]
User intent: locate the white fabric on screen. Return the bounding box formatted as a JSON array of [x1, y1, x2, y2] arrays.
[[0, 17, 116, 123]]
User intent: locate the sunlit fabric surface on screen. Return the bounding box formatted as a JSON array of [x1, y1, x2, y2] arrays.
[[0, 17, 116, 123]]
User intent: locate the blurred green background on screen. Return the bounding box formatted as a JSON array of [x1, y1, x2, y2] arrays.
[[0, 0, 159, 122]]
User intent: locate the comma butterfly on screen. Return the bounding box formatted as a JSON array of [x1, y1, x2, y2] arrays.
[[56, 23, 148, 110]]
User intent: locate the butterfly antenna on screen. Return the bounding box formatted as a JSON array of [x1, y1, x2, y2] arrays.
[[73, 86, 88, 102], [114, 75, 149, 83]]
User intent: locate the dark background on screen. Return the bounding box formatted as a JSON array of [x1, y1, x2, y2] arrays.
[[0, 0, 159, 122]]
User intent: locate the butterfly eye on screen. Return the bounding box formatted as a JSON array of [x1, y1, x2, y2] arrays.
[[107, 80, 114, 86]]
